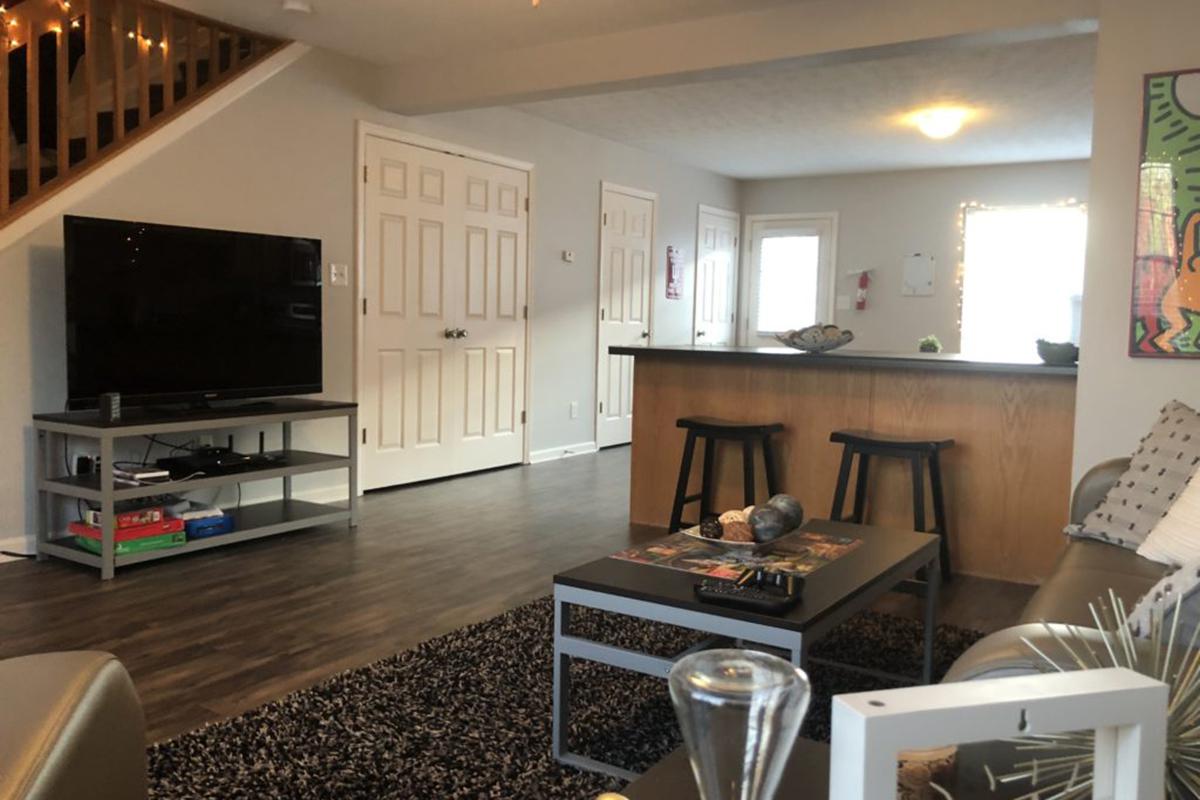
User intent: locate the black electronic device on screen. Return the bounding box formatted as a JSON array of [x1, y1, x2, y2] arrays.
[[693, 569, 804, 614], [156, 446, 282, 478], [64, 215, 323, 410], [98, 392, 121, 422]]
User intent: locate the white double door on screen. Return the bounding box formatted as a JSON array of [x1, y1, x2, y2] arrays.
[[596, 184, 655, 449], [693, 205, 739, 345], [361, 135, 528, 489]]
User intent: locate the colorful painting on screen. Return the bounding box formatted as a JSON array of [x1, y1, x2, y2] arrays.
[[610, 530, 862, 580], [1131, 68, 1200, 357]]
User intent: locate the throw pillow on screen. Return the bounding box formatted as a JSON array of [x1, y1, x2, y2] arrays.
[[1137, 465, 1200, 566], [1069, 400, 1200, 550], [1128, 557, 1200, 642]]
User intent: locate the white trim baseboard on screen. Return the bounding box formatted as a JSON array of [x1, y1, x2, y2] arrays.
[[0, 42, 312, 251], [528, 442, 600, 464], [0, 534, 35, 562]]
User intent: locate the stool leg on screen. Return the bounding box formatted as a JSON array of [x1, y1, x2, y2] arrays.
[[670, 430, 698, 532], [700, 436, 716, 519], [928, 452, 952, 582], [761, 435, 780, 497], [910, 454, 927, 533], [742, 439, 756, 507], [851, 452, 871, 524], [830, 445, 854, 522]]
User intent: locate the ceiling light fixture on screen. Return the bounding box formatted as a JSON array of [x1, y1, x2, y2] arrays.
[[908, 106, 972, 139], [281, 0, 313, 13]]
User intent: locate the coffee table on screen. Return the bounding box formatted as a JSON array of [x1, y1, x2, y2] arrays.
[[552, 519, 941, 780]]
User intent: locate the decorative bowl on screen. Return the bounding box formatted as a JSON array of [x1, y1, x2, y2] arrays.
[[774, 324, 854, 353], [1036, 339, 1079, 366], [680, 525, 789, 554]]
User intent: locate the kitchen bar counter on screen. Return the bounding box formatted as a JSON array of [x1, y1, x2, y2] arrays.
[[609, 344, 1078, 376], [617, 345, 1077, 583]]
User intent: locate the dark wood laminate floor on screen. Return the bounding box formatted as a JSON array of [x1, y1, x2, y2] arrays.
[[0, 447, 1034, 742]]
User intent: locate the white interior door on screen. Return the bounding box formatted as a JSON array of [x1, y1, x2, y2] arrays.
[[361, 134, 528, 489], [596, 183, 655, 449], [742, 214, 837, 347], [693, 205, 739, 345]]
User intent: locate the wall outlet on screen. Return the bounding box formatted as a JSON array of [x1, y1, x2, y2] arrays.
[[569, 401, 579, 419], [329, 263, 350, 287], [562, 250, 575, 263]]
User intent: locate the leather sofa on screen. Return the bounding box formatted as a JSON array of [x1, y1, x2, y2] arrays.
[[945, 457, 1171, 682], [0, 651, 146, 800]]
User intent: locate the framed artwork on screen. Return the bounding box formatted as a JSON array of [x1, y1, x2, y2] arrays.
[[1130, 68, 1200, 357]]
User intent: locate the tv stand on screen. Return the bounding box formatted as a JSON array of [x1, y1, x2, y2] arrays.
[[32, 399, 358, 580]]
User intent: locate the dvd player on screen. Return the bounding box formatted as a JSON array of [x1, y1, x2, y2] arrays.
[[156, 447, 283, 477]]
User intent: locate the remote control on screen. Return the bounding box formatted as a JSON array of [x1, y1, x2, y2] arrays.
[[694, 569, 803, 614]]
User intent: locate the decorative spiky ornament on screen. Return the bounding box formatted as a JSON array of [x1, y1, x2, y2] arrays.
[[984, 589, 1200, 799]]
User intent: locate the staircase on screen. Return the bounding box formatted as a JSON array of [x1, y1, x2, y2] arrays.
[[0, 0, 283, 223]]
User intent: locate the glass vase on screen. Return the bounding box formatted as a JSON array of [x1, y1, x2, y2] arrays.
[[668, 649, 810, 800]]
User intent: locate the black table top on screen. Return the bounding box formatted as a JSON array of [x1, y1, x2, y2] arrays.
[[622, 739, 1028, 799], [606, 344, 1078, 377], [33, 398, 357, 429], [554, 519, 938, 633]]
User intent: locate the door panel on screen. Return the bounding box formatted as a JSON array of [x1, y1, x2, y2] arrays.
[[694, 206, 739, 345], [596, 185, 655, 448], [362, 135, 528, 489]]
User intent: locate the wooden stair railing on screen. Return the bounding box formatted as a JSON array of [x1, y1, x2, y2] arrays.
[[0, 0, 285, 225]]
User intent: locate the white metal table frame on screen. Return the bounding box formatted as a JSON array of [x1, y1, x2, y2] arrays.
[[552, 547, 940, 781]]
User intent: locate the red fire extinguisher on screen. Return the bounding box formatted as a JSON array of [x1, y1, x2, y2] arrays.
[[856, 270, 870, 311]]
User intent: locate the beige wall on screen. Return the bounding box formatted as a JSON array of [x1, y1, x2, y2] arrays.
[[1073, 0, 1200, 482], [0, 47, 737, 551], [740, 161, 1091, 352]]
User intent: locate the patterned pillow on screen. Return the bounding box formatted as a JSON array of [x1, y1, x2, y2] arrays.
[[1128, 558, 1200, 642], [1069, 400, 1200, 550], [1137, 465, 1200, 566]]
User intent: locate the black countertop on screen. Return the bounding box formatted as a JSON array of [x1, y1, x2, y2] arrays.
[[607, 345, 1078, 377]]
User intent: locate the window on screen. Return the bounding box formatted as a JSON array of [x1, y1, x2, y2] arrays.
[[959, 204, 1087, 361], [746, 215, 836, 342]]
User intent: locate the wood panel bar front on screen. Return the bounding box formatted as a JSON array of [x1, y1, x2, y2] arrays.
[[624, 348, 1077, 584]]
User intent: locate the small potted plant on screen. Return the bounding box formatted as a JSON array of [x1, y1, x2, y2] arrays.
[[918, 335, 943, 353]]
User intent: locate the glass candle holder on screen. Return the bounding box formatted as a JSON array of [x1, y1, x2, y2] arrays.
[[668, 649, 810, 800]]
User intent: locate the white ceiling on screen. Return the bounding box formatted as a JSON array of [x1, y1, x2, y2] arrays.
[[516, 35, 1096, 179], [167, 0, 807, 66]]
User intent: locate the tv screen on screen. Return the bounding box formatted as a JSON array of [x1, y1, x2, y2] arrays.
[[64, 215, 323, 409]]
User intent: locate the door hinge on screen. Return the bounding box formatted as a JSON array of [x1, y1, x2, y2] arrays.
[[600, 308, 605, 321], [520, 410, 526, 424], [363, 165, 368, 184], [599, 401, 604, 414], [362, 298, 367, 315], [361, 428, 367, 445], [524, 197, 530, 212], [602, 211, 608, 226], [523, 305, 528, 320], [734, 236, 739, 248]]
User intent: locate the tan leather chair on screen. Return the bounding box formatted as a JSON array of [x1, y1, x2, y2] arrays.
[[0, 652, 146, 800]]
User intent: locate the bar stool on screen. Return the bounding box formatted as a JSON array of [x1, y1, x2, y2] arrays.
[[828, 429, 954, 582], [669, 417, 784, 532]]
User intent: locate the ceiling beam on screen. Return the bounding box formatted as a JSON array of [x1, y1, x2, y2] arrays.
[[373, 0, 1097, 115]]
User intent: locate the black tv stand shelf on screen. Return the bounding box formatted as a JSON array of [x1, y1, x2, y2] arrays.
[[33, 399, 358, 580]]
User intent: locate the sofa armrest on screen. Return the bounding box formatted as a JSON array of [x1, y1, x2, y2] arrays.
[[0, 651, 146, 800], [1071, 457, 1132, 525]]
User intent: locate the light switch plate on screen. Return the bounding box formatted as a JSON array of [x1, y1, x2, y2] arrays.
[[562, 250, 575, 263], [329, 263, 349, 287]]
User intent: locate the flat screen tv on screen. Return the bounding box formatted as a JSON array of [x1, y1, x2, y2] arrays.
[[64, 215, 323, 410]]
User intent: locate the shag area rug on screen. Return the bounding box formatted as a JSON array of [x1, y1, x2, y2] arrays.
[[148, 597, 983, 799]]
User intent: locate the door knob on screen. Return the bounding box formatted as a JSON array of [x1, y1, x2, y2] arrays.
[[640, 331, 650, 339], [456, 328, 469, 339], [696, 330, 706, 337], [443, 328, 457, 339]]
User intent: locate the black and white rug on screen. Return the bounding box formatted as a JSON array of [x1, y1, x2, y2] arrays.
[[148, 597, 983, 799]]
